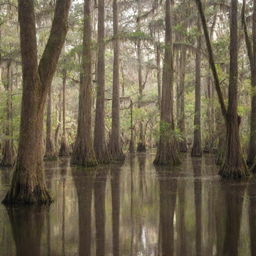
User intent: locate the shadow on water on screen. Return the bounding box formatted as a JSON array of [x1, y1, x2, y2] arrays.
[[0, 154, 255, 255]]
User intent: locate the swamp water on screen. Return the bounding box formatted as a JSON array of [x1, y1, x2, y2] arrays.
[[0, 153, 255, 256]]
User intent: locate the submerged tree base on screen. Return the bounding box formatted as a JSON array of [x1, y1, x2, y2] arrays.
[[71, 153, 98, 167], [2, 184, 53, 205], [154, 141, 181, 166], [219, 163, 250, 179], [110, 152, 126, 163]]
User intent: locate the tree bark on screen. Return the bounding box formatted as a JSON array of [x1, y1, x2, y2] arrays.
[[71, 0, 97, 167], [3, 0, 71, 205], [191, 17, 202, 157], [154, 0, 180, 165], [109, 0, 125, 161], [94, 0, 109, 163], [59, 69, 69, 157]]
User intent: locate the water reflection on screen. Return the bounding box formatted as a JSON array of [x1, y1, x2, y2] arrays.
[[0, 154, 255, 255], [6, 206, 48, 256], [157, 167, 177, 256]]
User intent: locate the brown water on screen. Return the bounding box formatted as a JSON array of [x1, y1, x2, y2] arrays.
[[0, 153, 255, 256]]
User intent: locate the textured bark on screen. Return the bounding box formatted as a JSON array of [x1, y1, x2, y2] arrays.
[[219, 0, 249, 178], [1, 61, 15, 167], [109, 0, 125, 162], [45, 88, 57, 160], [3, 0, 71, 205], [154, 0, 180, 165], [71, 0, 97, 167], [59, 70, 69, 157], [191, 17, 202, 157], [94, 0, 109, 163], [177, 48, 187, 152], [243, 0, 256, 169]]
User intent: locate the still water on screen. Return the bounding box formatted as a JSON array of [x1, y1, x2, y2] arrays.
[[0, 153, 255, 256]]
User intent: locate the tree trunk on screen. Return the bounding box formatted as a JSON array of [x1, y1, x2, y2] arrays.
[[3, 0, 71, 205], [129, 100, 135, 153], [71, 0, 97, 166], [191, 17, 202, 157], [154, 0, 180, 165], [94, 0, 109, 163], [1, 60, 15, 167], [109, 0, 125, 162], [219, 0, 249, 178], [156, 42, 161, 108], [136, 0, 146, 153], [59, 69, 69, 157], [177, 48, 187, 152], [45, 87, 57, 160]]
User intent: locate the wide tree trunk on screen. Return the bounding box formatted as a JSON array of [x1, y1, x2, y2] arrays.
[[154, 0, 180, 165], [59, 70, 69, 157], [71, 0, 97, 167], [219, 0, 249, 178], [94, 0, 109, 163], [45, 88, 57, 160], [109, 0, 125, 162], [3, 0, 71, 205], [1, 60, 15, 167], [191, 17, 202, 157]]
